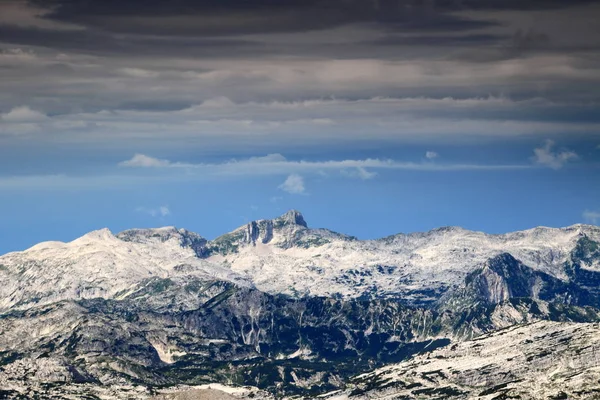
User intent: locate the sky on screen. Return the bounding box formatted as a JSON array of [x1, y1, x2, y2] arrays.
[[0, 0, 599, 253]]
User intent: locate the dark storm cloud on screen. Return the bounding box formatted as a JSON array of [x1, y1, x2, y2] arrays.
[[0, 0, 599, 148], [28, 0, 489, 36], [0, 0, 593, 67], [369, 33, 506, 47], [0, 25, 509, 61], [0, 0, 596, 61], [27, 0, 596, 37], [0, 25, 270, 58]]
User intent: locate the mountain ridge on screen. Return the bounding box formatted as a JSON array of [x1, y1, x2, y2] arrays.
[[2, 211, 600, 398], [8, 209, 599, 255], [2, 210, 600, 311]]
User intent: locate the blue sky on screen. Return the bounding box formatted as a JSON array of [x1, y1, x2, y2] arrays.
[[0, 0, 600, 253], [1, 138, 598, 254]]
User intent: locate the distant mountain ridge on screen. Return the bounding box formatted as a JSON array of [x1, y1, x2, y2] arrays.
[[2, 211, 600, 398], [1, 210, 599, 311]]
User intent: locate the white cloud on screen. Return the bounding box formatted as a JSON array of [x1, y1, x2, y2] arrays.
[[159, 206, 171, 216], [118, 68, 160, 78], [355, 167, 377, 180], [118, 153, 529, 175], [532, 140, 578, 169], [200, 96, 237, 108], [136, 205, 171, 217], [342, 167, 377, 180], [0, 106, 47, 135], [279, 174, 305, 194], [245, 153, 288, 163], [119, 154, 173, 167], [425, 151, 439, 159], [1, 106, 47, 122], [583, 210, 600, 224]]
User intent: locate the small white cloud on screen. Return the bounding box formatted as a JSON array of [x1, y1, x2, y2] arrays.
[[425, 151, 439, 160], [583, 210, 600, 224], [119, 154, 171, 167], [159, 206, 170, 217], [270, 196, 283, 203], [118, 68, 160, 78], [342, 167, 377, 180], [1, 106, 47, 122], [279, 174, 305, 194], [355, 167, 377, 180], [200, 96, 237, 108], [532, 140, 578, 169], [246, 153, 288, 163], [136, 205, 170, 218]]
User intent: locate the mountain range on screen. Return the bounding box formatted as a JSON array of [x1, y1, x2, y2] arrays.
[[1, 210, 600, 399]]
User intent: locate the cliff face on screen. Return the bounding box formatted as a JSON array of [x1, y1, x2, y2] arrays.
[[444, 250, 600, 312], [0, 280, 450, 398]]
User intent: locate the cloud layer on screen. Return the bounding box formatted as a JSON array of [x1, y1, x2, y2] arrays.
[[117, 152, 536, 175], [0, 1, 599, 152]]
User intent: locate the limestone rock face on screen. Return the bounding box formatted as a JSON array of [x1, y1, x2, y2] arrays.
[[1, 213, 600, 398], [2, 211, 600, 309], [330, 321, 600, 400]]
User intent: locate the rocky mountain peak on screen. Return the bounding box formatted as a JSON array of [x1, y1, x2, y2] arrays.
[[202, 210, 310, 257], [445, 251, 599, 310], [273, 209, 307, 228], [74, 227, 115, 242], [116, 226, 208, 257], [483, 252, 521, 273]]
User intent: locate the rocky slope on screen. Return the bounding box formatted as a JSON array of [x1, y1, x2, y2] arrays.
[[329, 320, 600, 400], [1, 254, 600, 398], [201, 211, 600, 304], [0, 282, 451, 398], [0, 227, 251, 311], [2, 210, 599, 310], [1, 211, 600, 399]]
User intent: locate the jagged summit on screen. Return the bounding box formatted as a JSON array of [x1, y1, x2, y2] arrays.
[[2, 213, 600, 310], [74, 227, 115, 241], [205, 210, 311, 256], [116, 226, 209, 258], [117, 226, 205, 243], [230, 209, 308, 234], [273, 209, 308, 228]]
